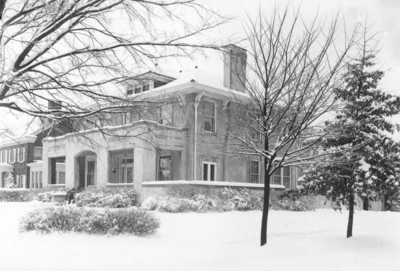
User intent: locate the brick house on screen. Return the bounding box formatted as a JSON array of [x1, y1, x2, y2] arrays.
[[41, 45, 300, 199], [0, 135, 43, 188]]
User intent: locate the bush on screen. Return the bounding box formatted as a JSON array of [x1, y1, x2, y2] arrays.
[[141, 195, 218, 213], [20, 206, 159, 235], [142, 187, 314, 213], [0, 189, 33, 202], [270, 190, 314, 211], [75, 189, 140, 208], [219, 188, 263, 211]]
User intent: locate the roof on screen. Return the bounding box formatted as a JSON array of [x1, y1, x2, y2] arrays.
[[143, 68, 250, 100]]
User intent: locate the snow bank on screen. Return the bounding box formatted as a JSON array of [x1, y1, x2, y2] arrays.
[[0, 202, 399, 271]]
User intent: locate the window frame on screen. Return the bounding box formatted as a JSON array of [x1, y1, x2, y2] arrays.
[[250, 160, 260, 184], [202, 161, 217, 181], [203, 101, 216, 133]]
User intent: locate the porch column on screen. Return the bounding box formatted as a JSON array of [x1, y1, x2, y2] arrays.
[[134, 147, 156, 197]]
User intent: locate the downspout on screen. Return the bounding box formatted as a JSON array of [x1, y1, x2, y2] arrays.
[[193, 101, 199, 180]]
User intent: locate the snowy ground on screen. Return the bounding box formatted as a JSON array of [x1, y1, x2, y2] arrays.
[[0, 203, 399, 271]]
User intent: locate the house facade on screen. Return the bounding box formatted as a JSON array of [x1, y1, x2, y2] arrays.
[[41, 45, 300, 198], [0, 135, 43, 188]]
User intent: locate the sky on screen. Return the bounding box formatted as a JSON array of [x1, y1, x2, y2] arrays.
[[1, 0, 400, 139]]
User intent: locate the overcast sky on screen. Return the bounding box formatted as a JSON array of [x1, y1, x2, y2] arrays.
[[1, 0, 400, 140]]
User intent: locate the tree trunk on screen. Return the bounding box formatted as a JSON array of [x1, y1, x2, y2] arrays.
[[347, 193, 354, 238], [260, 160, 271, 246]]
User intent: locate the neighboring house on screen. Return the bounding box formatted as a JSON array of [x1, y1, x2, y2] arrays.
[[0, 135, 43, 188], [41, 45, 300, 199], [0, 115, 71, 189]]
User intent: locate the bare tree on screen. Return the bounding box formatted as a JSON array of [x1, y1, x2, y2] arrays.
[[222, 6, 361, 246], [0, 0, 229, 137]]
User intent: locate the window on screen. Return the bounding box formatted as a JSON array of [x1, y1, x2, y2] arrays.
[[11, 149, 16, 163], [120, 158, 133, 183], [203, 102, 215, 133], [134, 86, 141, 94], [39, 172, 42, 188], [272, 166, 291, 188], [159, 105, 172, 126], [19, 148, 25, 162], [250, 161, 260, 183], [87, 161, 95, 186], [33, 147, 42, 161], [121, 113, 128, 125], [143, 84, 150, 92], [127, 86, 133, 95], [7, 150, 10, 163], [203, 162, 217, 181], [158, 155, 171, 181], [17, 148, 20, 162], [59, 172, 66, 184]]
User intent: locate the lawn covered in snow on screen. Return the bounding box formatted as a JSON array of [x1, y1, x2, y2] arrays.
[[0, 202, 399, 271]]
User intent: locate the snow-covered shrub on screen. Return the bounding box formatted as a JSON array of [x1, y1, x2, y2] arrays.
[[0, 190, 33, 202], [165, 185, 213, 199], [270, 191, 314, 211], [141, 195, 217, 213], [75, 189, 139, 208], [20, 206, 159, 235], [219, 188, 263, 211]]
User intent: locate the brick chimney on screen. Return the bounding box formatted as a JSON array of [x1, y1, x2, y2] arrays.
[[223, 45, 247, 92]]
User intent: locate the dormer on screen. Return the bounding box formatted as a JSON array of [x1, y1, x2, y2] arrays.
[[124, 69, 177, 96]]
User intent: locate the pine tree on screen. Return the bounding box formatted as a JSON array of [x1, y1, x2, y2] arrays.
[[300, 52, 400, 238]]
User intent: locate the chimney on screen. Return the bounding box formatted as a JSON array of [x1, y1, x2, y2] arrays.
[[223, 45, 247, 92]]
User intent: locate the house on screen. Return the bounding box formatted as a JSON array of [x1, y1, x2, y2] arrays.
[[0, 135, 44, 188], [40, 45, 300, 199]]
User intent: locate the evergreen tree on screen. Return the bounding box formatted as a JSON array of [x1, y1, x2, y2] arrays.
[[300, 53, 400, 238]]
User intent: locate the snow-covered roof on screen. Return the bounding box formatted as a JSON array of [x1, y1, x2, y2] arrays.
[[134, 68, 249, 100], [0, 135, 37, 148]]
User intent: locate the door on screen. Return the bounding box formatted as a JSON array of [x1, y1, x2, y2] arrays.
[[120, 158, 133, 183], [86, 156, 96, 187]]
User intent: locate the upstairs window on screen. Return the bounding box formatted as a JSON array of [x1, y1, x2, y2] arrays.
[[134, 86, 141, 94], [143, 84, 150, 92], [203, 102, 215, 133], [21, 148, 25, 162], [33, 147, 42, 161], [11, 149, 16, 163], [272, 166, 291, 188], [159, 105, 173, 126], [127, 86, 133, 95], [17, 148, 20, 162], [250, 160, 260, 183]]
